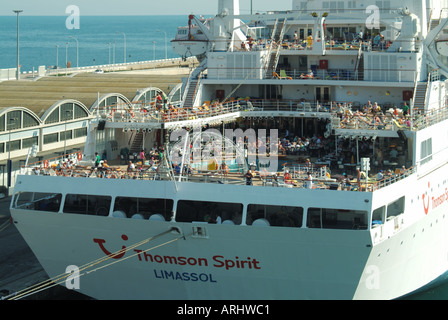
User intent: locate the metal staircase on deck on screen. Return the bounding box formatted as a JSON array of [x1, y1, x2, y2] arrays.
[[412, 81, 428, 113], [265, 18, 287, 78], [182, 79, 199, 108], [129, 131, 144, 154]]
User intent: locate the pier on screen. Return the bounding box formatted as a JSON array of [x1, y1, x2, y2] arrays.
[[0, 197, 88, 300]]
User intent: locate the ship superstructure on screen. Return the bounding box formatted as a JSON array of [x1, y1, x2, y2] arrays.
[[6, 0, 448, 300]]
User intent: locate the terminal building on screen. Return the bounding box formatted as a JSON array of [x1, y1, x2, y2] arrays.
[[0, 70, 188, 192]]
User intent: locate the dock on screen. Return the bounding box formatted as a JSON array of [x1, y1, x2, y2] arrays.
[[0, 197, 88, 300]]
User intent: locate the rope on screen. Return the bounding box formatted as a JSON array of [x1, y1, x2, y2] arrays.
[[4, 228, 184, 300], [0, 218, 11, 233]]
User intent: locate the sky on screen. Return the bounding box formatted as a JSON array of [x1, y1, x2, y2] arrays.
[[2, 0, 292, 16]]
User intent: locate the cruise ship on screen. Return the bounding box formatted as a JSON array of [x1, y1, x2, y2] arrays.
[[7, 0, 448, 300]]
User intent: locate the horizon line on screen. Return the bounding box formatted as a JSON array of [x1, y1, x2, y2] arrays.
[[0, 13, 213, 17]]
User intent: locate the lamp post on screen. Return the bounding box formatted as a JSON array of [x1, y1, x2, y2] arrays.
[[13, 10, 23, 81], [152, 41, 156, 61], [68, 36, 79, 68], [108, 42, 112, 65], [55, 45, 59, 69], [116, 32, 126, 64], [157, 29, 167, 59], [65, 42, 69, 76], [64, 109, 72, 157], [7, 117, 18, 191]]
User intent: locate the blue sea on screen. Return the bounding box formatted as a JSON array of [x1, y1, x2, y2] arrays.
[[0, 15, 189, 71]]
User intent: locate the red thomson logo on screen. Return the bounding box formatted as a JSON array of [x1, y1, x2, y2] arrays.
[[93, 234, 128, 259], [423, 182, 430, 215]]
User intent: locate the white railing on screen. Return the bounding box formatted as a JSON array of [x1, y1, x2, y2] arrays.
[[45, 57, 195, 76]]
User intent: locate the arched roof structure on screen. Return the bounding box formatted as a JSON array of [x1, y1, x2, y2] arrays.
[[132, 87, 166, 104], [167, 83, 184, 104], [90, 93, 131, 112], [41, 99, 91, 124], [0, 106, 42, 132]]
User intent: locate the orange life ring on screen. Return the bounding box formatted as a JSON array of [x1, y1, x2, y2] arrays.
[[77, 152, 83, 161], [43, 160, 49, 168]]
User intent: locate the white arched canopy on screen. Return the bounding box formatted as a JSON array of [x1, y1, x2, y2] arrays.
[[90, 93, 131, 112], [42, 99, 91, 125], [132, 87, 166, 108]]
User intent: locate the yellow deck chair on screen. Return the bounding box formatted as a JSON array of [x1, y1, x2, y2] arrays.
[[280, 70, 292, 80]]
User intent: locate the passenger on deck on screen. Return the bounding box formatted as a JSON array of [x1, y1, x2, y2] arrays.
[[389, 148, 398, 161], [356, 168, 362, 190], [127, 161, 135, 172], [95, 152, 100, 167], [305, 172, 313, 189], [343, 173, 351, 190], [221, 161, 229, 176], [244, 170, 254, 185], [284, 170, 292, 184], [139, 149, 146, 164], [376, 170, 384, 181]]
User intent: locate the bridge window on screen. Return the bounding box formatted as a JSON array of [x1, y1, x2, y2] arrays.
[[176, 200, 243, 224], [420, 138, 432, 165], [113, 197, 173, 220], [372, 206, 385, 226], [13, 192, 62, 212], [246, 204, 303, 227], [307, 207, 368, 230], [63, 194, 112, 216], [386, 196, 405, 219]]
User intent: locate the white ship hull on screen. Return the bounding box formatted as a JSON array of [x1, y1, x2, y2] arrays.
[[10, 161, 448, 299]]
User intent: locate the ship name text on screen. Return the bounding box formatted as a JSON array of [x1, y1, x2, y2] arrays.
[[134, 251, 261, 270], [431, 187, 448, 210]]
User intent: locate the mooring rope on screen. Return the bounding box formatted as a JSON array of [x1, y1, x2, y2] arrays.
[[0, 218, 11, 234], [3, 228, 185, 300]]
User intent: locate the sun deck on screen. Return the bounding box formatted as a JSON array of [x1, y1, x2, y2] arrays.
[[20, 149, 415, 193]]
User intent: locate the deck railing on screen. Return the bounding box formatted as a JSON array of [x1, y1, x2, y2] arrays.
[[20, 150, 416, 193]]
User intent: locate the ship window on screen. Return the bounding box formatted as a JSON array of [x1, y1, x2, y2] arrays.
[[113, 197, 173, 220], [420, 138, 432, 165], [176, 200, 243, 224], [13, 192, 62, 212], [63, 194, 111, 216], [246, 204, 303, 227], [372, 206, 385, 225], [307, 208, 368, 230], [386, 196, 405, 219]]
